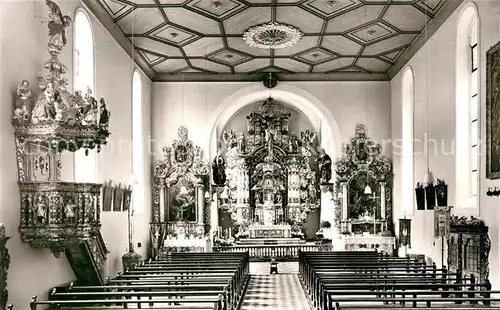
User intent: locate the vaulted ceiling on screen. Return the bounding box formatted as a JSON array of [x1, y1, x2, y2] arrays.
[[83, 0, 462, 81]]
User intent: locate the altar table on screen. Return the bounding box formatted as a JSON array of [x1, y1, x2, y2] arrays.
[[248, 224, 291, 239], [342, 235, 395, 255]]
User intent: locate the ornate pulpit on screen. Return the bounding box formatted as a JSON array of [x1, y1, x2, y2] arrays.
[[151, 127, 210, 257], [11, 0, 110, 262]]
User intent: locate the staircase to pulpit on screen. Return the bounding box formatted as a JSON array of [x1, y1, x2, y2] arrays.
[[65, 232, 108, 286]]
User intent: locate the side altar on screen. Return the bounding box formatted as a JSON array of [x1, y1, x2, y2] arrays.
[[333, 125, 395, 254], [150, 127, 211, 257], [213, 98, 330, 244]]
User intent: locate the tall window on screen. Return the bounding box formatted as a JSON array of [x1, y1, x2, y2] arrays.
[[73, 10, 96, 182], [469, 19, 479, 200], [132, 70, 143, 211], [402, 67, 414, 214], [455, 5, 479, 209]]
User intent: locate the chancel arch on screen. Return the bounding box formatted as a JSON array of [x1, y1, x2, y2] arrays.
[[207, 83, 342, 164]]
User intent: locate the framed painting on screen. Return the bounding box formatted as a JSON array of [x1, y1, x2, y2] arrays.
[[486, 41, 500, 179]]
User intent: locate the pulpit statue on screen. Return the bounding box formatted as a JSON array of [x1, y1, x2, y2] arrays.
[[318, 148, 332, 184]]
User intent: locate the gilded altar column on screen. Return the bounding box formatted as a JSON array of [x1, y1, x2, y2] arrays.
[[159, 179, 166, 222], [341, 184, 348, 221], [196, 182, 204, 227], [341, 184, 348, 232], [380, 183, 386, 220]]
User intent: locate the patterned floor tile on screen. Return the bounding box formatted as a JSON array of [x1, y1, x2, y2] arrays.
[[240, 262, 310, 310]]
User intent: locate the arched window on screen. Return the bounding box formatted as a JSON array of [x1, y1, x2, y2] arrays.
[[455, 5, 479, 209], [132, 70, 143, 211], [73, 10, 97, 182], [402, 67, 414, 214]]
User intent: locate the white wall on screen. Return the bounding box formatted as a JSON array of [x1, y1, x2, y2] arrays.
[[152, 81, 392, 160], [391, 0, 500, 289], [0, 1, 152, 307]]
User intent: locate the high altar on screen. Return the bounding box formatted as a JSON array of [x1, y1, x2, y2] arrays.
[[215, 98, 322, 241], [333, 125, 395, 254]]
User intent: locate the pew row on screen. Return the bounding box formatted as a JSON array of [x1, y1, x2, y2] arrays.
[[29, 252, 250, 310], [298, 251, 500, 310]]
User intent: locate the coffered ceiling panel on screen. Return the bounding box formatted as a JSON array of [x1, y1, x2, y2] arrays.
[[324, 5, 385, 33], [313, 57, 355, 72], [223, 7, 271, 34], [90, 0, 460, 81], [235, 58, 272, 72], [163, 8, 221, 34]]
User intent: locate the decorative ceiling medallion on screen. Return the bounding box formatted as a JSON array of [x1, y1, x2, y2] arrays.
[[243, 22, 303, 49]]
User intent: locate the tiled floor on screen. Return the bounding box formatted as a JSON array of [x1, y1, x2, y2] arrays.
[[240, 262, 311, 310]]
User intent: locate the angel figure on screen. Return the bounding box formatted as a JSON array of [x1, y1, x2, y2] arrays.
[[14, 79, 33, 120], [46, 0, 72, 52]]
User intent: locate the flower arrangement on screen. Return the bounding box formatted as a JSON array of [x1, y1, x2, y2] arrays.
[[291, 230, 305, 239], [214, 237, 234, 247]]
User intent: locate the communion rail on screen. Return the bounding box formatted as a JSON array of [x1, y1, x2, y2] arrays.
[[213, 244, 331, 261]]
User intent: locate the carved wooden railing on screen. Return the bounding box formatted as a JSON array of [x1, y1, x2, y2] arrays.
[[213, 244, 331, 260]]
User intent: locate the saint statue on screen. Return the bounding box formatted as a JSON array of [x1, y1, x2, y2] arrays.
[[237, 133, 247, 153], [35, 196, 48, 224], [32, 81, 56, 123], [318, 148, 332, 184], [65, 198, 76, 222], [212, 152, 226, 185], [14, 80, 33, 120]]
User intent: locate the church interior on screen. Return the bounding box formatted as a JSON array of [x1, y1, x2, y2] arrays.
[[2, 0, 500, 309]]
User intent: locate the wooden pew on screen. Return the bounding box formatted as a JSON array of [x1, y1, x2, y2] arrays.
[[299, 251, 498, 310], [31, 252, 249, 310]]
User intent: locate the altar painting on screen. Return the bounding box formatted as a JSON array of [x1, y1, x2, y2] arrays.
[[348, 171, 379, 220], [168, 178, 195, 222]]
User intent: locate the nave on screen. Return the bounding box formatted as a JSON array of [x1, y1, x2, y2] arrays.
[[240, 262, 310, 310], [25, 250, 500, 310]]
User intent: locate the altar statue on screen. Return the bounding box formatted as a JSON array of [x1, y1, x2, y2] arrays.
[[318, 148, 332, 184], [252, 154, 285, 205], [212, 152, 226, 185]]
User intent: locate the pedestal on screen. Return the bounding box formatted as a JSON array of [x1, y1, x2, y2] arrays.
[[320, 191, 335, 224], [122, 246, 142, 271]]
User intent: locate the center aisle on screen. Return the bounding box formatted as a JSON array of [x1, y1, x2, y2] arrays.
[[239, 262, 311, 310]]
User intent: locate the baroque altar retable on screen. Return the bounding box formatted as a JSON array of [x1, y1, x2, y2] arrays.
[[215, 98, 323, 240], [151, 127, 211, 257], [334, 125, 395, 254]]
